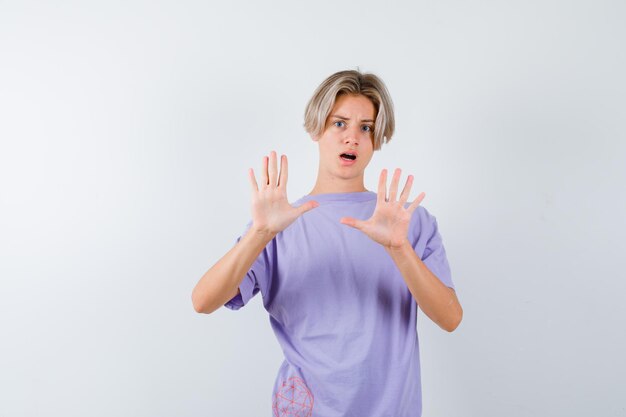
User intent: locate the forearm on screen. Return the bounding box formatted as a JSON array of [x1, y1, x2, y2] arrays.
[[192, 227, 276, 314], [385, 240, 462, 332]]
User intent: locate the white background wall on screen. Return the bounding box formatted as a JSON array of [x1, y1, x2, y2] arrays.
[[1, 1, 625, 416]]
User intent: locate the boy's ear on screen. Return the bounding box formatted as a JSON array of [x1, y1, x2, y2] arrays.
[[310, 133, 320, 142]]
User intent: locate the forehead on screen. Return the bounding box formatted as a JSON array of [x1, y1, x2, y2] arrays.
[[330, 94, 376, 117]]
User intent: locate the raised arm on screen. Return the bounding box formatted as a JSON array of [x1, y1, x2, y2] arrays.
[[191, 151, 319, 314]]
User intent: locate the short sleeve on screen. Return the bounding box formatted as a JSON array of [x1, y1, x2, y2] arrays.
[[411, 206, 455, 290], [223, 220, 275, 310]]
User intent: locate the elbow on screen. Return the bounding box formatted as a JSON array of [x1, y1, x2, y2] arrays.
[[192, 297, 204, 314], [191, 292, 211, 314], [443, 307, 463, 333], [193, 303, 205, 314]]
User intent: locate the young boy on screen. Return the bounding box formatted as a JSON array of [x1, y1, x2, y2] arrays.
[[192, 69, 463, 417]]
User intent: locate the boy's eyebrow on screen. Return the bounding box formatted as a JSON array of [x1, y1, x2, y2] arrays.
[[330, 114, 375, 123]]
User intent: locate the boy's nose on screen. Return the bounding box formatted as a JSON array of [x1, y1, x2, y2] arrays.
[[343, 129, 360, 145]]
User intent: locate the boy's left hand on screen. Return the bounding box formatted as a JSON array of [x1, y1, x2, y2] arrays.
[[340, 168, 425, 249]]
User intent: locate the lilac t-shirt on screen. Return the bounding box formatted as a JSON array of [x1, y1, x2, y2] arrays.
[[224, 191, 455, 417]]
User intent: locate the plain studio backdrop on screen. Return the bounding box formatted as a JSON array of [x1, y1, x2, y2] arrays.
[[1, 1, 625, 416]]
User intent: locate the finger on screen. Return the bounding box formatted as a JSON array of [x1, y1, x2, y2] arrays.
[[261, 155, 269, 188], [298, 200, 319, 215], [399, 175, 413, 206], [339, 216, 362, 229], [248, 168, 259, 192], [278, 154, 288, 188], [389, 168, 401, 202], [377, 169, 388, 204], [268, 150, 278, 187], [407, 191, 426, 214]]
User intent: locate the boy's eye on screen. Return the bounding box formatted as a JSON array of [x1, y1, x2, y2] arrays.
[[332, 120, 373, 133]]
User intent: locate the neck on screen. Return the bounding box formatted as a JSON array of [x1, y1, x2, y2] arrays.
[[308, 179, 368, 195]]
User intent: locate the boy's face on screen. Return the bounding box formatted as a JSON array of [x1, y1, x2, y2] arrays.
[[312, 93, 376, 182]]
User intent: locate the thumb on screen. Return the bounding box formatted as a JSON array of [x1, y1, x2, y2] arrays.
[[340, 216, 363, 229], [298, 200, 320, 215]]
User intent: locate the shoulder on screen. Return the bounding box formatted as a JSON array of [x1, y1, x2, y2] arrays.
[[408, 204, 436, 226], [406, 204, 440, 244]]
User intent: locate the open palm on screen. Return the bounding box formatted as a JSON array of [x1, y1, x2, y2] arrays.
[[340, 168, 425, 249], [249, 151, 319, 235]]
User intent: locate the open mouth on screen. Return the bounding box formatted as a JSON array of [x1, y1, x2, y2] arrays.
[[340, 153, 357, 161]]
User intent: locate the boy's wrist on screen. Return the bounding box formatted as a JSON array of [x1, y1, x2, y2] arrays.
[[249, 225, 278, 240]]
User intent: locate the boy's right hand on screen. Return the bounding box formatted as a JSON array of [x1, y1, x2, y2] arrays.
[[248, 150, 319, 236]]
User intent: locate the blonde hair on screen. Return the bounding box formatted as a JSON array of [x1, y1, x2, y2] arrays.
[[303, 69, 395, 151]]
